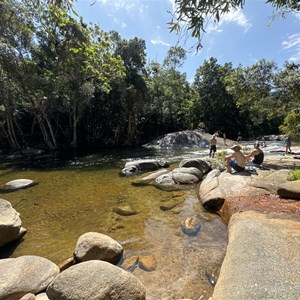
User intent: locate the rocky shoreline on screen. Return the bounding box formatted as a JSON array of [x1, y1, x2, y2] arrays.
[[1, 138, 300, 299]]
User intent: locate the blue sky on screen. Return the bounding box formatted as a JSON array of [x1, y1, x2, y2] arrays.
[[74, 0, 300, 81]]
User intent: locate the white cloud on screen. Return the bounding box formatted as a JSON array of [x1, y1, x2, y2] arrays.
[[292, 11, 300, 21], [151, 39, 172, 47], [282, 33, 300, 62], [97, 0, 136, 11], [207, 8, 252, 33]]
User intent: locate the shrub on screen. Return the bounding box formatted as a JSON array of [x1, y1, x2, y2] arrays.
[[287, 169, 300, 181]]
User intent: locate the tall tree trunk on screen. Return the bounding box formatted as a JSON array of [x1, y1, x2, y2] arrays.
[[36, 113, 56, 150], [71, 105, 78, 148], [6, 112, 20, 149]]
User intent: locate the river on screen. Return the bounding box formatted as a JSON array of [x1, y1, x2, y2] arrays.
[[0, 147, 229, 300]]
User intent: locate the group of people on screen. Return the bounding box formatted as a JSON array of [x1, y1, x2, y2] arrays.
[[225, 142, 264, 174], [209, 133, 264, 173], [209, 133, 293, 173]]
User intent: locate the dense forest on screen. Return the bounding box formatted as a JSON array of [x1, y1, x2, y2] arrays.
[[0, 0, 299, 151]]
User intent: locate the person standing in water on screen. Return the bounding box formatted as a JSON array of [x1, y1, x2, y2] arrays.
[[209, 134, 217, 158]]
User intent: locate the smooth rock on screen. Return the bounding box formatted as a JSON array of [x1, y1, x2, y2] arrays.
[[181, 216, 202, 236], [121, 256, 139, 271], [0, 255, 59, 300], [179, 158, 210, 175], [172, 167, 203, 180], [19, 293, 36, 300], [5, 179, 35, 190], [74, 232, 123, 264], [277, 180, 300, 200], [113, 205, 138, 216], [0, 198, 27, 247], [211, 211, 300, 300], [36, 293, 50, 299], [46, 260, 146, 300], [131, 169, 169, 186], [138, 255, 157, 271]]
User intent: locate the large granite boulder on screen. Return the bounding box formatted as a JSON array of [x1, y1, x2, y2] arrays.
[[198, 170, 289, 211], [121, 159, 169, 176], [74, 232, 123, 264], [142, 129, 209, 149], [46, 260, 146, 300], [211, 211, 300, 300], [0, 198, 27, 247], [0, 255, 59, 300]]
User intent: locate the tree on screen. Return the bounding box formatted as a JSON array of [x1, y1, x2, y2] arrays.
[[113, 36, 147, 146], [225, 59, 278, 127], [169, 0, 300, 49], [144, 47, 190, 136], [32, 5, 124, 148], [193, 57, 243, 138], [279, 110, 300, 136]]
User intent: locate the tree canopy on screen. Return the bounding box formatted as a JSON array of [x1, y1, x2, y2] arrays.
[[0, 0, 299, 151]]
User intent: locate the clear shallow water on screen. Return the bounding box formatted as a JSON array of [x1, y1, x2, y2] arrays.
[[0, 148, 227, 300]]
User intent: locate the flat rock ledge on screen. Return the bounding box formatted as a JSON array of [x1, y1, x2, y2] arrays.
[[211, 211, 300, 300], [199, 156, 300, 300]]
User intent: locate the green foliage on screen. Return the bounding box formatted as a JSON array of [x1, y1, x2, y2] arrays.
[[279, 111, 300, 136], [213, 149, 227, 170], [193, 57, 243, 137], [287, 169, 300, 181]]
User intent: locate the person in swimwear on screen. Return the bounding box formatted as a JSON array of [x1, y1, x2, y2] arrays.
[[209, 134, 217, 158], [246, 141, 264, 167], [225, 144, 246, 173]]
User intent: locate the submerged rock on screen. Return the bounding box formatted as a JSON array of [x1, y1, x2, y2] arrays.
[[181, 216, 202, 236], [113, 205, 138, 216]]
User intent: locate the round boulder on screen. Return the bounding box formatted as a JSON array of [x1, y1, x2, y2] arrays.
[[0, 255, 59, 300], [46, 260, 146, 300], [179, 158, 211, 175], [0, 198, 27, 247], [74, 232, 123, 264]]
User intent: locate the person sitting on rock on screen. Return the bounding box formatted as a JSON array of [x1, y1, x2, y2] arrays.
[[224, 144, 246, 173], [246, 141, 264, 167]]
